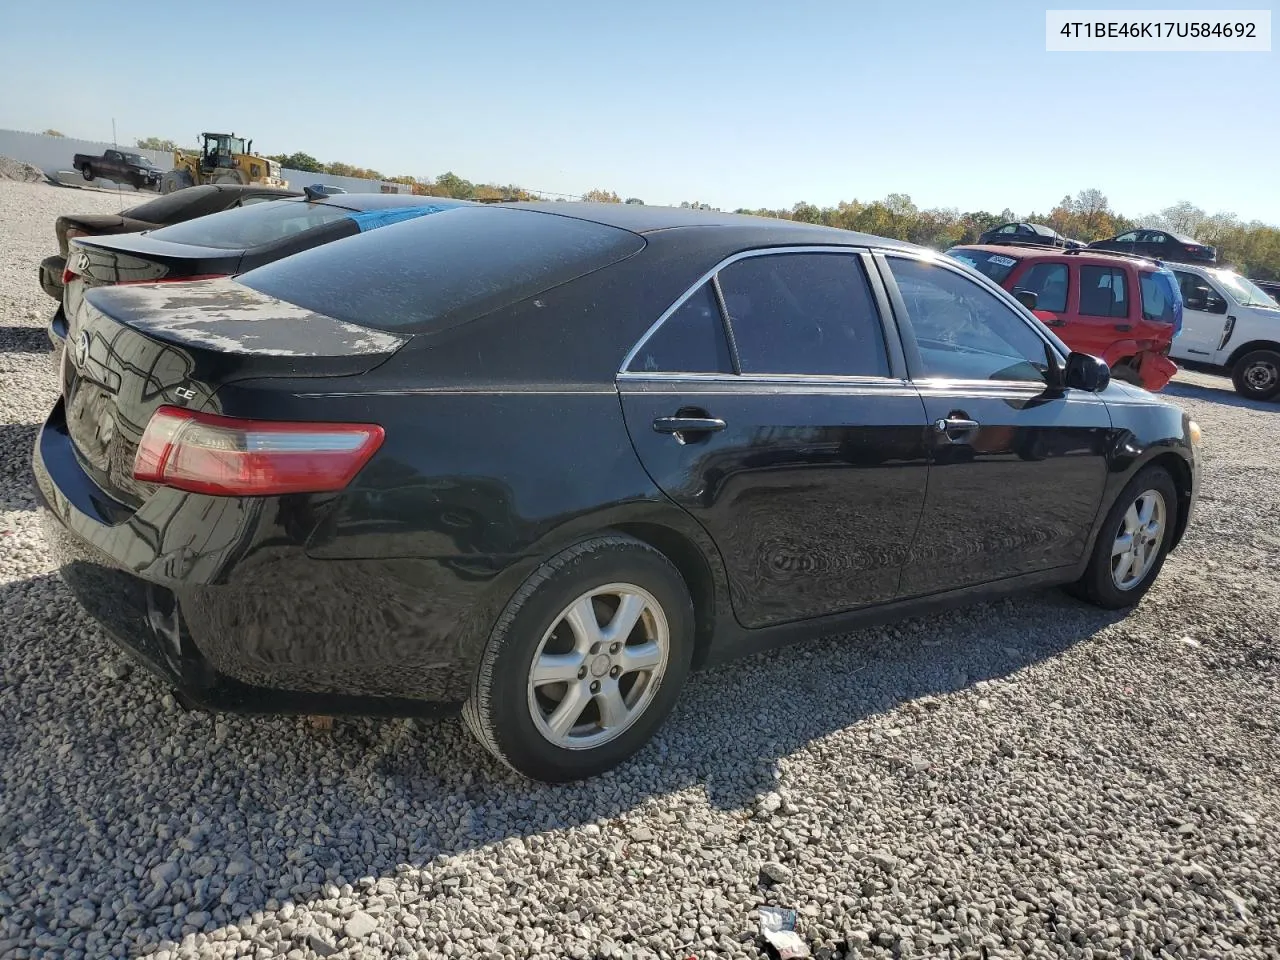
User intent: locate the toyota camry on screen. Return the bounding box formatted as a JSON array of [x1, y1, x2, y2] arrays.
[[33, 202, 1200, 782]]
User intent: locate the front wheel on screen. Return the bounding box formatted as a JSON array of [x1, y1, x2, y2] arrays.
[[1231, 349, 1280, 401], [462, 535, 694, 782], [1067, 465, 1178, 609]]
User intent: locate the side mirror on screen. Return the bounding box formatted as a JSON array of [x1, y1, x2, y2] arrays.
[[1064, 352, 1110, 392], [1185, 297, 1206, 311], [1205, 296, 1228, 315], [1013, 288, 1039, 310]]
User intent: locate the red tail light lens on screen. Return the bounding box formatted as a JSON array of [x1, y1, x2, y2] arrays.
[[134, 406, 384, 496], [62, 265, 78, 285]]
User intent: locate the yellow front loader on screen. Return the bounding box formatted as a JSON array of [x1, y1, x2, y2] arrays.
[[161, 132, 289, 194]]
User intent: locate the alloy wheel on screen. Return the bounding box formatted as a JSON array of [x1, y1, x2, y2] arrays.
[[1111, 489, 1166, 591], [526, 583, 669, 750]]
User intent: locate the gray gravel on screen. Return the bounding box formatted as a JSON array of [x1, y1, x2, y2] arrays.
[[1, 179, 1278, 960]]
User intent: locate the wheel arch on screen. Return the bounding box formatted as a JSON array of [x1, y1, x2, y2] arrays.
[[607, 521, 722, 669], [1145, 451, 1194, 550], [1226, 339, 1280, 369]]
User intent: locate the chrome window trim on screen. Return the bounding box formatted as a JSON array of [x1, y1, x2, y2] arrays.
[[617, 370, 908, 387], [618, 243, 890, 376]]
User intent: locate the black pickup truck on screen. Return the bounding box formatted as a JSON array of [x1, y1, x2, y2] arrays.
[[71, 149, 164, 189]]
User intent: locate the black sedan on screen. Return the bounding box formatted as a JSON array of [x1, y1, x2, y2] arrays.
[[32, 203, 1201, 782], [977, 222, 1085, 249], [38, 184, 301, 303], [1088, 229, 1216, 264], [53, 193, 470, 350]]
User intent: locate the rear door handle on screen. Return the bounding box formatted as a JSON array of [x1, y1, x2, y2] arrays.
[[1114, 323, 1132, 331], [934, 417, 979, 436], [654, 416, 726, 437]]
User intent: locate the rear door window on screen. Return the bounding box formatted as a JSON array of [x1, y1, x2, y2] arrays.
[[1079, 266, 1129, 318], [716, 253, 890, 378], [628, 283, 733, 374]]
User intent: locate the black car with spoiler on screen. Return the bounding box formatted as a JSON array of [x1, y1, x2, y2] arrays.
[[53, 192, 470, 351], [39, 184, 301, 304]]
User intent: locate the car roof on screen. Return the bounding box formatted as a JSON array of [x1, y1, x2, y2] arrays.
[[952, 243, 1165, 270], [501, 201, 924, 250]]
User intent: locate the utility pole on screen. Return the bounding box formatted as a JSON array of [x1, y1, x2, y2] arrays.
[[111, 118, 117, 148]]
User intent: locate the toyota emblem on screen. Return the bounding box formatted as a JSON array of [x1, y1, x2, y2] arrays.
[[72, 330, 90, 368]]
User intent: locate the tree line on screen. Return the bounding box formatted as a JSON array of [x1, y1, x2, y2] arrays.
[[129, 134, 1279, 280]]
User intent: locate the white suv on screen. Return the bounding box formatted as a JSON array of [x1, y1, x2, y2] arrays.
[[1167, 263, 1280, 400]]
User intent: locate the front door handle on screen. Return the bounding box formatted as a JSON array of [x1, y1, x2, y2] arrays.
[[1114, 323, 1132, 332], [1044, 319, 1066, 327], [934, 417, 980, 436], [653, 416, 726, 443]]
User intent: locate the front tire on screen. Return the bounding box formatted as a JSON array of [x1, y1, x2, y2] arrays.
[[462, 535, 694, 782], [160, 170, 194, 194], [1231, 349, 1280, 401], [1067, 465, 1178, 609]]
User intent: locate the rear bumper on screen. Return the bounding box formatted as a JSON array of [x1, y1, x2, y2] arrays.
[[39, 254, 64, 301], [32, 402, 472, 715]]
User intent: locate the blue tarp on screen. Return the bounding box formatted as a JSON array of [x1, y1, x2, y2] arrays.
[[348, 205, 454, 232]]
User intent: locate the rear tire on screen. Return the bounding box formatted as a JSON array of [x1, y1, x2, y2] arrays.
[[462, 535, 694, 782], [1110, 362, 1143, 386], [81, 165, 93, 181], [1231, 349, 1280, 401], [1067, 465, 1178, 609]]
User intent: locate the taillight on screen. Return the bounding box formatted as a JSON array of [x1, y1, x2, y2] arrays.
[[133, 406, 384, 497], [61, 265, 77, 285]]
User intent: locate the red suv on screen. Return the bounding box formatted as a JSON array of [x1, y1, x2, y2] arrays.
[[946, 245, 1183, 391]]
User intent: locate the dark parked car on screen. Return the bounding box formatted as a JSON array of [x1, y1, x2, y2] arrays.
[[1251, 278, 1280, 304], [33, 204, 1201, 782], [39, 184, 302, 304], [977, 222, 1085, 249], [1088, 229, 1216, 264], [53, 193, 470, 351], [73, 149, 165, 190]]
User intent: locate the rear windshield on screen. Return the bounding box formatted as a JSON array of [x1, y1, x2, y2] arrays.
[[945, 248, 1020, 284], [123, 185, 223, 223], [236, 206, 646, 333], [1140, 269, 1181, 323], [146, 199, 356, 250]]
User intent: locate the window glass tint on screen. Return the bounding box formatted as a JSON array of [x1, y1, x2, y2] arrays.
[[888, 257, 1049, 384], [945, 248, 1019, 284], [238, 206, 646, 333], [1013, 262, 1068, 312], [716, 253, 889, 377], [1079, 266, 1128, 318], [149, 200, 353, 249], [1140, 270, 1179, 323], [123, 185, 223, 223], [629, 283, 732, 373]]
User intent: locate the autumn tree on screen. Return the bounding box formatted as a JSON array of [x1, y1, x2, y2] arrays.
[[42, 129, 65, 137], [136, 136, 177, 151], [582, 188, 621, 203]]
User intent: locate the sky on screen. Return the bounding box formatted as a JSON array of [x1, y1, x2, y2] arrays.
[[2, 0, 1276, 222]]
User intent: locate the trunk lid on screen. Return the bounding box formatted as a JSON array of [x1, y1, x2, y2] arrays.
[[62, 278, 407, 507]]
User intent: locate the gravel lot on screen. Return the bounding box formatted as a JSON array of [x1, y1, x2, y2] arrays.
[[1, 179, 1277, 960]]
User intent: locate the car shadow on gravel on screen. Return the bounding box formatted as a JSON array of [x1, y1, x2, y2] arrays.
[[0, 566, 1130, 954], [0, 325, 53, 353], [1163, 379, 1279, 413], [0, 423, 40, 511]]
